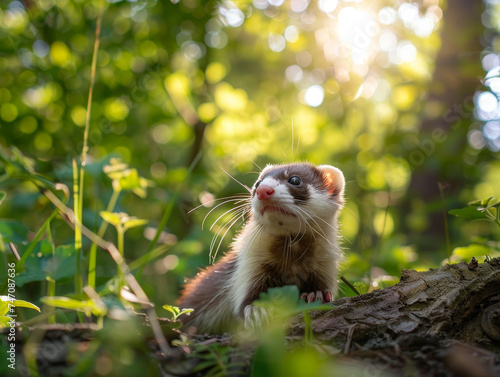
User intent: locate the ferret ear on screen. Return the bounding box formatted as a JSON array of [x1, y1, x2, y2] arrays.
[[318, 165, 345, 200]]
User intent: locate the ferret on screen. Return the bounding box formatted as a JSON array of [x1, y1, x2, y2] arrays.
[[178, 162, 345, 333]]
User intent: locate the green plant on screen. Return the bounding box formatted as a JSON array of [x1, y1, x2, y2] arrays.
[[450, 196, 500, 227], [162, 305, 193, 321], [0, 296, 40, 327], [448, 197, 500, 262], [40, 287, 107, 327], [87, 157, 154, 288], [190, 342, 248, 377], [253, 286, 332, 346], [100, 211, 148, 290]]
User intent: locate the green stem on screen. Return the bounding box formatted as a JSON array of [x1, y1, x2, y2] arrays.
[[88, 188, 121, 289], [80, 0, 104, 291], [73, 160, 83, 295], [117, 226, 125, 289], [46, 222, 56, 324], [18, 209, 59, 270], [46, 277, 56, 324], [129, 244, 170, 271]]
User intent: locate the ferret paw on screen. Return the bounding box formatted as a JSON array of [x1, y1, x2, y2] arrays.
[[243, 305, 271, 331], [300, 290, 333, 304]]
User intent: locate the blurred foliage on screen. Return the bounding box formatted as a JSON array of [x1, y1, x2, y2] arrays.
[[0, 0, 499, 355]]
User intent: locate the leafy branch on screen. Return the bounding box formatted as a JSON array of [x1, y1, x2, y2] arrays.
[[449, 196, 500, 228]]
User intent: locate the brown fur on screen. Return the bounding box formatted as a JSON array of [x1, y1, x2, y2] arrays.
[[177, 162, 344, 333], [178, 253, 237, 331]]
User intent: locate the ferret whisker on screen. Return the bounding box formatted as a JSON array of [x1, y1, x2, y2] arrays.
[[280, 147, 287, 158], [294, 202, 340, 234], [293, 206, 337, 249], [248, 158, 263, 172], [189, 194, 250, 214], [203, 198, 250, 229], [210, 208, 249, 262], [209, 202, 250, 232], [209, 206, 249, 244], [178, 162, 345, 334], [212, 215, 243, 262], [220, 167, 252, 193]]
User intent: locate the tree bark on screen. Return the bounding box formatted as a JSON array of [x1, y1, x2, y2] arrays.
[[5, 258, 500, 376], [179, 258, 500, 376]]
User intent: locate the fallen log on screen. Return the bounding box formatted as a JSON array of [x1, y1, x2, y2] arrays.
[[284, 257, 500, 376]]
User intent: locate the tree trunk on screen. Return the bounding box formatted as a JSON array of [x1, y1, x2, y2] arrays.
[[405, 0, 485, 247]]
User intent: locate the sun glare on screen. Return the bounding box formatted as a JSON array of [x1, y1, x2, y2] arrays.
[[218, 0, 443, 107]]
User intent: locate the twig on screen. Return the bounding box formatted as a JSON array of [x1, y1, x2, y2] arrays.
[[341, 276, 360, 296], [42, 189, 172, 357], [343, 323, 357, 354], [9, 242, 20, 261]]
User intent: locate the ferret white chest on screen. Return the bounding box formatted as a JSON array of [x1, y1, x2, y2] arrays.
[[178, 162, 345, 333]]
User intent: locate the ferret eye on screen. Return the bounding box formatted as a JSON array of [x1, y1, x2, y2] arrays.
[[288, 176, 301, 185]]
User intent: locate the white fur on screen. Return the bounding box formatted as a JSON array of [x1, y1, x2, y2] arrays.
[[195, 164, 345, 332], [229, 167, 344, 322]]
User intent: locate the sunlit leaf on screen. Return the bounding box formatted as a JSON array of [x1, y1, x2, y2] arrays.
[[40, 296, 107, 317], [123, 218, 148, 231], [452, 244, 492, 260], [0, 299, 10, 317], [0, 295, 40, 323], [0, 316, 14, 327], [100, 211, 122, 227], [449, 207, 491, 221], [468, 196, 495, 207], [163, 304, 180, 318]]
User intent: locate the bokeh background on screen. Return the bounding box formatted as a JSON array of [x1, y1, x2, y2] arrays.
[[1, 0, 500, 308]]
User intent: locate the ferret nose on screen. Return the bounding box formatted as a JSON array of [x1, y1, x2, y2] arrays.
[[256, 185, 275, 200]]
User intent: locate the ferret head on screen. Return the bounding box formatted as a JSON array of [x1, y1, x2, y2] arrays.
[[250, 162, 345, 235]]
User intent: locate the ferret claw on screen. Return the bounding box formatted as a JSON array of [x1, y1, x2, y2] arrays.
[[301, 290, 333, 304], [244, 305, 271, 331]]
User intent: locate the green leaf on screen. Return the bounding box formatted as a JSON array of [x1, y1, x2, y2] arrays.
[[103, 158, 129, 177], [15, 242, 76, 286], [0, 316, 14, 327], [163, 304, 180, 320], [0, 296, 40, 317], [123, 218, 148, 231], [468, 196, 495, 207], [40, 296, 107, 317], [100, 211, 122, 227], [0, 299, 9, 316], [100, 211, 147, 231], [449, 206, 491, 221], [293, 300, 333, 315], [0, 220, 28, 244], [11, 299, 41, 312], [118, 169, 141, 190], [254, 285, 299, 314], [452, 244, 492, 260], [193, 360, 218, 372], [179, 308, 194, 316]]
